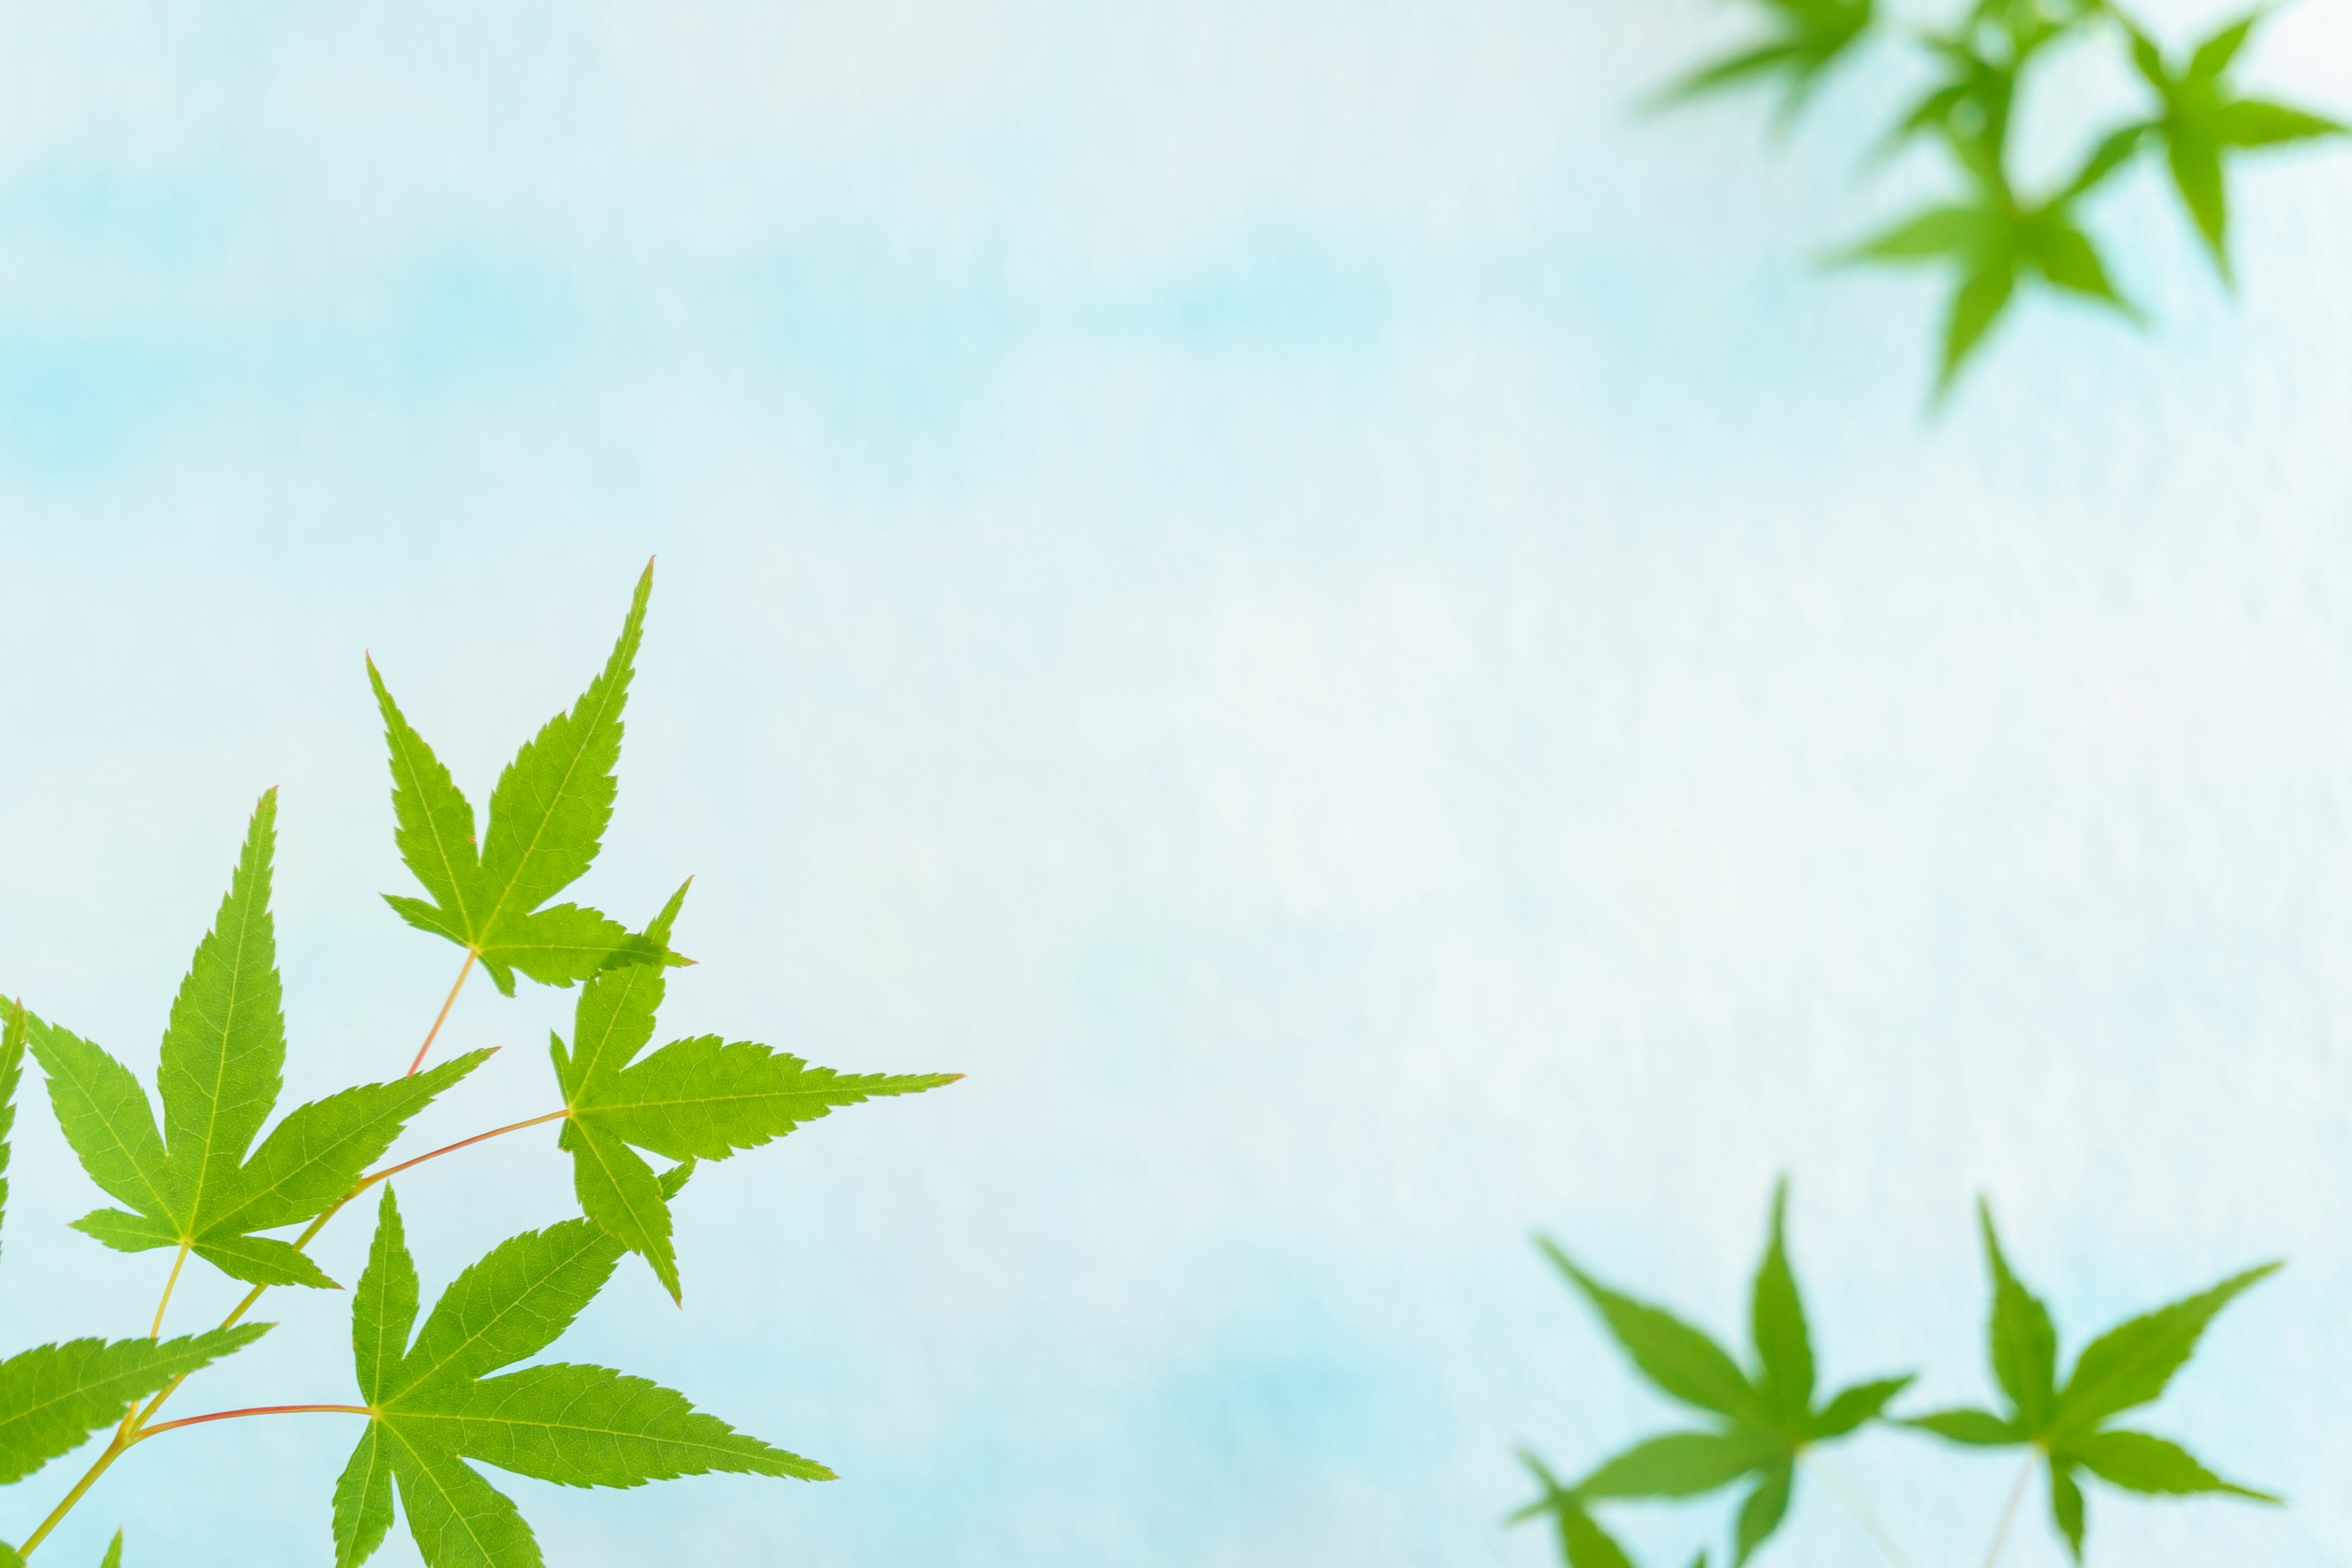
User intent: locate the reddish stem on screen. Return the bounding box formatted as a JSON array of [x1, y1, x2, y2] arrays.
[[134, 1404, 371, 1443], [407, 949, 478, 1076], [360, 1108, 570, 1191]]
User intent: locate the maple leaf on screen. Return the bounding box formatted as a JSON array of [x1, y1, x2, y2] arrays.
[[2123, 9, 2346, 284], [1901, 1201, 2280, 1561], [1507, 1451, 1656, 1568], [331, 1183, 825, 1568], [1836, 132, 2141, 399], [25, 793, 490, 1289], [1876, 0, 2092, 168], [1, 998, 276, 1513], [0, 1327, 271, 1492], [369, 560, 685, 997], [1654, 0, 1875, 126], [547, 883, 960, 1302], [0, 1001, 24, 1261], [1519, 1182, 1911, 1566]]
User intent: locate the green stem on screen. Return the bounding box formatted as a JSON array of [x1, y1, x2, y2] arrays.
[[16, 1433, 127, 1557], [146, 1242, 191, 1340]]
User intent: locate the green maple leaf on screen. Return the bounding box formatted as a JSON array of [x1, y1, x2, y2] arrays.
[[1520, 1182, 1912, 1566], [1654, 0, 1875, 125], [1877, 2, 2090, 170], [0, 1001, 24, 1257], [24, 793, 490, 1289], [0, 1325, 271, 1492], [1510, 1452, 1715, 1568], [1901, 1201, 2280, 1561], [2, 1000, 269, 1501], [331, 1183, 825, 1568], [2122, 9, 2346, 284], [1507, 1451, 1643, 1568], [1836, 137, 2139, 398], [548, 883, 959, 1302], [369, 561, 686, 998]]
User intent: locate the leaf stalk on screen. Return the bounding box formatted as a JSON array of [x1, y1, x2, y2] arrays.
[[407, 949, 478, 1076], [18, 1104, 567, 1555], [131, 1404, 372, 1443], [146, 1241, 192, 1340], [1980, 1452, 2039, 1568]]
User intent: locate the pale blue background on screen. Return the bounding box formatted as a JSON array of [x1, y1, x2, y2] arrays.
[[2, 2, 2350, 1565]]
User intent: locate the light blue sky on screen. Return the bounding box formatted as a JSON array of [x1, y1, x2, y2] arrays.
[[2, 2, 2351, 1566]]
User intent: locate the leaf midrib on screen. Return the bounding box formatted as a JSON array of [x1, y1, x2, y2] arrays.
[[383, 1404, 783, 1471], [567, 967, 660, 1096], [376, 1419, 513, 1568], [477, 649, 633, 942], [386, 709, 482, 938], [48, 1044, 176, 1224], [387, 1231, 611, 1398], [179, 859, 266, 1237], [0, 1340, 213, 1437]]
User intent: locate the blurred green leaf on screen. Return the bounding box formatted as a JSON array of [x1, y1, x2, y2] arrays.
[[1732, 1463, 1793, 1567], [1653, 0, 1875, 124], [1749, 1181, 1814, 1423], [2125, 9, 2347, 282], [1905, 1202, 2280, 1559], [1523, 1186, 1909, 1564]]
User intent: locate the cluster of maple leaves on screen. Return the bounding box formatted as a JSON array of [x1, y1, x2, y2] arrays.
[[1514, 1184, 2276, 1566], [0, 564, 954, 1565], [1662, 0, 2346, 396]]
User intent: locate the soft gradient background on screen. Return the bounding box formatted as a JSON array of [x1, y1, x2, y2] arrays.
[[2, 2, 2350, 1564]]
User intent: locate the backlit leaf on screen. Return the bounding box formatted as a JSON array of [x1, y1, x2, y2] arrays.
[[0, 1001, 24, 1254], [552, 886, 956, 1302], [0, 1326, 268, 1485], [370, 564, 675, 997], [28, 798, 488, 1292], [335, 1186, 825, 1568]]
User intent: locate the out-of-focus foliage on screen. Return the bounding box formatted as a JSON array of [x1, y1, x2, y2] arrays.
[[1660, 0, 2345, 399], [1512, 1186, 2277, 1564]]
